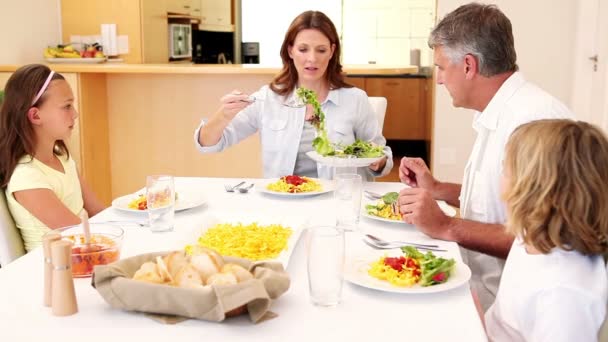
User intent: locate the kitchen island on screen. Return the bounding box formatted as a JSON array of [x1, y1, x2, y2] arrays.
[[0, 64, 418, 204]]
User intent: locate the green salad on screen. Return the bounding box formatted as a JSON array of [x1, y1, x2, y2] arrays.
[[401, 246, 455, 286], [295, 87, 384, 158]]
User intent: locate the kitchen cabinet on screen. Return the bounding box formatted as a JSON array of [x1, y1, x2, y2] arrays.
[[190, 0, 202, 17], [167, 0, 193, 14], [347, 76, 431, 141], [200, 0, 233, 31]]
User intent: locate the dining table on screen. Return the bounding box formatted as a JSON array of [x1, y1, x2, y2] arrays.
[[0, 177, 487, 342]]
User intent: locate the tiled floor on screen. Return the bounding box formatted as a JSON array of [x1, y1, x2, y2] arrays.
[[377, 157, 401, 182]]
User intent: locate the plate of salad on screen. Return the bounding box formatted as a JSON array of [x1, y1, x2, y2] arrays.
[[296, 87, 386, 164], [363, 191, 457, 223], [307, 150, 384, 167], [344, 246, 471, 294]]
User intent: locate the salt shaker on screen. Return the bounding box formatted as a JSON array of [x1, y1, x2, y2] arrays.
[[51, 239, 78, 316], [43, 231, 61, 307]]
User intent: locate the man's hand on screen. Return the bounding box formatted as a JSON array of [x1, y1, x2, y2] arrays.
[[399, 157, 437, 191], [398, 187, 452, 241]]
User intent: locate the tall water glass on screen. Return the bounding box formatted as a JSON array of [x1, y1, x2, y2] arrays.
[[307, 226, 345, 307], [332, 155, 357, 178], [334, 173, 363, 231], [146, 175, 175, 232]]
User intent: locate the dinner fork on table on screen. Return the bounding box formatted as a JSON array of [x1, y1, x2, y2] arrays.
[[363, 234, 446, 252], [95, 221, 148, 227], [224, 181, 246, 192]]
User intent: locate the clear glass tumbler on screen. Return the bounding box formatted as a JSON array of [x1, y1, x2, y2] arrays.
[[146, 175, 175, 232], [334, 173, 363, 231], [307, 226, 345, 307]]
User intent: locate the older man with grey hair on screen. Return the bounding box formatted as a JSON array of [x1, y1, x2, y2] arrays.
[[397, 3, 572, 311]]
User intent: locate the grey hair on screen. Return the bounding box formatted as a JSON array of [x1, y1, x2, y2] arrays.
[[428, 3, 518, 77]]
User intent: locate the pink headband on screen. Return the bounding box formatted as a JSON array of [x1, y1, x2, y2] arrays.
[[31, 70, 55, 106]]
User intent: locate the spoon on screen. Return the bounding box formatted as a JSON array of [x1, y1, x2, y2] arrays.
[[365, 234, 440, 249], [237, 183, 255, 193]]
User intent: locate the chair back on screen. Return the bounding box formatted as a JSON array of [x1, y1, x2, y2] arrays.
[[0, 192, 25, 266], [368, 96, 388, 135]]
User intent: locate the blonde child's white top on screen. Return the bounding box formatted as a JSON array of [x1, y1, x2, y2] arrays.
[[5, 154, 83, 252], [485, 238, 607, 342]]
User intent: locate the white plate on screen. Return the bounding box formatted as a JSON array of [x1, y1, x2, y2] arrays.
[[306, 151, 384, 167], [344, 249, 471, 294], [45, 57, 107, 64], [192, 213, 307, 268], [111, 192, 206, 213], [257, 178, 335, 197], [362, 200, 457, 224]]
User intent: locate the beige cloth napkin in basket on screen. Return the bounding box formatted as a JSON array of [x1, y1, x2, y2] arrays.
[[92, 251, 290, 324]]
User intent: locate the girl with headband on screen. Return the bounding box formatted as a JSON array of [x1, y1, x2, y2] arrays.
[[0, 64, 105, 252]]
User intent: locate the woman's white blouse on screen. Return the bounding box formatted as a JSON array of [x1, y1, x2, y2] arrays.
[[194, 85, 393, 180]]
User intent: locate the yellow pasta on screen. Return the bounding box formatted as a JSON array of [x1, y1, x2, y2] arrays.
[[368, 256, 420, 287], [187, 223, 293, 261], [266, 176, 322, 193]]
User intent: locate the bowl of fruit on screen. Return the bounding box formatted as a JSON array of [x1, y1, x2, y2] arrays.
[[44, 43, 107, 63]]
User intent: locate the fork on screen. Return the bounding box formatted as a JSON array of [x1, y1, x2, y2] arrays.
[[364, 190, 383, 200], [224, 181, 245, 192], [95, 221, 147, 227], [363, 238, 447, 252], [365, 234, 440, 249], [245, 95, 305, 108]]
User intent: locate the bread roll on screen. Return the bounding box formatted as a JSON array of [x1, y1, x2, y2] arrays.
[[221, 263, 253, 283], [206, 272, 238, 286], [163, 251, 191, 278], [173, 264, 204, 288], [155, 256, 174, 283], [132, 262, 164, 284], [190, 249, 224, 282]]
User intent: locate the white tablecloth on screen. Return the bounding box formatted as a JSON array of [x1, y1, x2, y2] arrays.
[[0, 177, 487, 341]]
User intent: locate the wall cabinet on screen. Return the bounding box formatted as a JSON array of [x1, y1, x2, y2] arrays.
[[347, 76, 431, 141], [200, 0, 233, 31], [167, 0, 192, 14]]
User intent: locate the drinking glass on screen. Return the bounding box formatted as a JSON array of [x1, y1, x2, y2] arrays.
[[146, 175, 175, 232], [334, 173, 363, 231], [332, 155, 357, 178], [307, 226, 345, 307]]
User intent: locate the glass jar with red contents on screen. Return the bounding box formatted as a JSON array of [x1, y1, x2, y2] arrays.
[[45, 223, 123, 277]]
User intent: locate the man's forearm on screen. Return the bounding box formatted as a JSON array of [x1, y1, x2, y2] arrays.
[[433, 182, 462, 208], [445, 217, 513, 259]]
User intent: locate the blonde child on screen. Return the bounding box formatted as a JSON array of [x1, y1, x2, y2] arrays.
[[485, 119, 608, 341], [0, 64, 105, 252]]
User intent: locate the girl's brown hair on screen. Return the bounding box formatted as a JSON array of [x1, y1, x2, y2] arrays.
[[270, 10, 352, 96], [0, 64, 68, 188], [503, 119, 608, 255]]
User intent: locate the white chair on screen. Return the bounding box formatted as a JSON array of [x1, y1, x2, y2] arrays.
[[0, 192, 25, 267], [368, 96, 388, 134]]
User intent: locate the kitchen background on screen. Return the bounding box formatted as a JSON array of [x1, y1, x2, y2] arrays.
[[0, 0, 606, 184]]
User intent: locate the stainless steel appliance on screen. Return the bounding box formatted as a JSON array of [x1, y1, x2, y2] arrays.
[[242, 42, 259, 64], [169, 24, 192, 59]]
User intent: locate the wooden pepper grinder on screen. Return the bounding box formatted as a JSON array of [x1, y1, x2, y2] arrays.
[[51, 239, 78, 316], [43, 231, 61, 307]]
